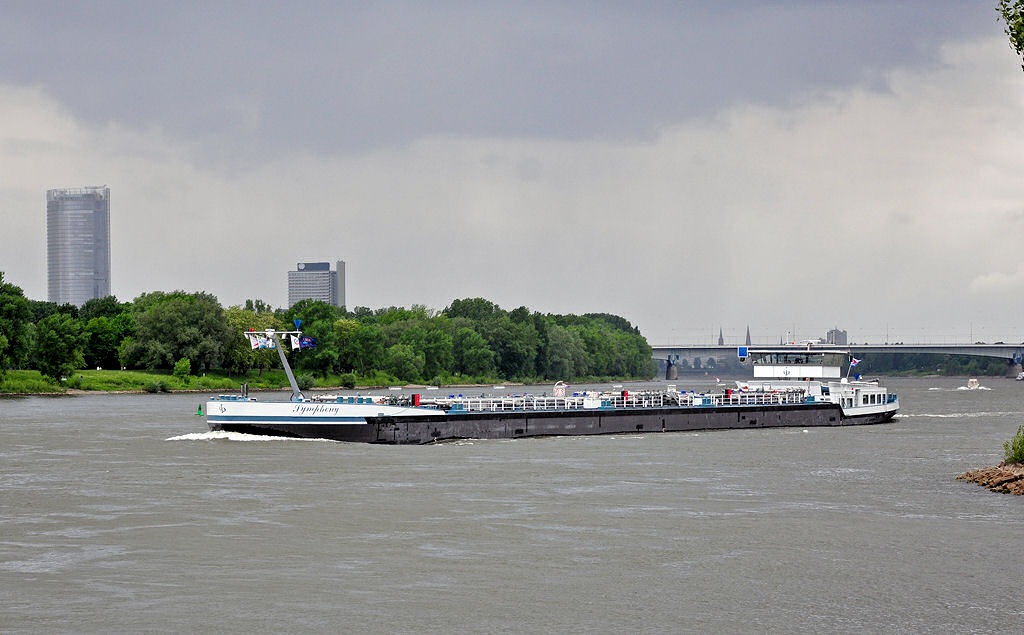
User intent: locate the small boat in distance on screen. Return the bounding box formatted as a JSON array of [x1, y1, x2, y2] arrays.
[[206, 333, 898, 444], [967, 378, 980, 390]]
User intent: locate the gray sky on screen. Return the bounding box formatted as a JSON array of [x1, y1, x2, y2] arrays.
[[2, 1, 1022, 345]]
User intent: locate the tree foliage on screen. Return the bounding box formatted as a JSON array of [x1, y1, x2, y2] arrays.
[[383, 343, 425, 382], [283, 299, 340, 376], [853, 352, 1010, 376], [83, 317, 121, 369], [0, 271, 659, 387], [223, 306, 281, 375], [80, 296, 128, 322], [0, 272, 32, 376], [453, 326, 494, 376], [1005, 424, 1024, 464], [34, 312, 85, 382], [120, 292, 231, 371], [998, 0, 1024, 71]]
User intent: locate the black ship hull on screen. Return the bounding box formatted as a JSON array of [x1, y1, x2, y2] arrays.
[[209, 402, 896, 444]]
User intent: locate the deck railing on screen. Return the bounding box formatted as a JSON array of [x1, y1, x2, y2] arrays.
[[424, 391, 808, 413]]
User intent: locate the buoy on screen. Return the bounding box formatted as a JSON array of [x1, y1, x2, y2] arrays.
[[196, 403, 203, 416]]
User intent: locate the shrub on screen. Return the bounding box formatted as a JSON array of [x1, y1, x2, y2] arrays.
[[0, 370, 62, 393], [145, 379, 167, 393], [339, 372, 357, 389], [197, 375, 234, 390], [1004, 424, 1024, 464], [357, 370, 400, 388], [296, 374, 315, 391], [173, 358, 191, 384]]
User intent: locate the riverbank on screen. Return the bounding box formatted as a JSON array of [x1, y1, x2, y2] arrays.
[[956, 463, 1024, 495], [2, 383, 522, 397], [0, 368, 651, 396]]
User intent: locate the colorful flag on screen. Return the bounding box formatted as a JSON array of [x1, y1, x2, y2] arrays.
[[299, 336, 316, 349], [247, 333, 260, 350], [850, 358, 861, 367], [290, 334, 300, 350]]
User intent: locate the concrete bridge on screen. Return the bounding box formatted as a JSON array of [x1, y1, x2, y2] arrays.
[[651, 343, 1024, 377]]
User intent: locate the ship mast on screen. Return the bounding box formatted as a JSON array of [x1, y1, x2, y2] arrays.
[[253, 329, 304, 401]]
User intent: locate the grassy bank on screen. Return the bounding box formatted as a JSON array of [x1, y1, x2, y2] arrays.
[[0, 368, 656, 395], [0, 370, 64, 394], [0, 368, 421, 394], [1, 369, 281, 394]]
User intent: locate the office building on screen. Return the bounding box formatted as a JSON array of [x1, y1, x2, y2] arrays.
[[46, 186, 111, 306], [826, 327, 848, 345], [288, 260, 345, 308]]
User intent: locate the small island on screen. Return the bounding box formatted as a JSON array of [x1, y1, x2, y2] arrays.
[[957, 425, 1024, 495], [957, 463, 1024, 495]]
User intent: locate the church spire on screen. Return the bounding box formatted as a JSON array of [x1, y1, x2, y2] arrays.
[[718, 327, 724, 346], [745, 325, 751, 346]]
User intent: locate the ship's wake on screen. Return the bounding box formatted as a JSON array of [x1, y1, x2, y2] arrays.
[[165, 431, 335, 442], [907, 411, 1021, 419]]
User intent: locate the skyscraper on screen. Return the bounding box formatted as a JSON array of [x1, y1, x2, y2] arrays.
[[287, 260, 345, 308], [46, 186, 111, 306]]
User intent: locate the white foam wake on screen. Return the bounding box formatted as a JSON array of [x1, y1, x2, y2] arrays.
[[165, 431, 335, 442], [907, 411, 1020, 419]]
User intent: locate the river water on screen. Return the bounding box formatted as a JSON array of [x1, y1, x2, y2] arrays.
[[2, 376, 1023, 633]]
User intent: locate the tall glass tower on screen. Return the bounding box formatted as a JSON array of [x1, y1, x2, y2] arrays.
[[47, 186, 111, 306]]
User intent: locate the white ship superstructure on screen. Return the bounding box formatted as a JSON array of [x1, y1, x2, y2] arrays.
[[738, 344, 899, 420]]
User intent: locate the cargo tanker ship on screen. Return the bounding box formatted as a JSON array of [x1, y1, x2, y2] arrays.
[[206, 330, 898, 443]]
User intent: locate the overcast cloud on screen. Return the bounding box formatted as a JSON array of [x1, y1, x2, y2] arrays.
[[1, 1, 1022, 345]]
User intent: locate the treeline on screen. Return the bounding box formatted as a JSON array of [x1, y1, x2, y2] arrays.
[[0, 273, 656, 387], [854, 352, 1012, 377]]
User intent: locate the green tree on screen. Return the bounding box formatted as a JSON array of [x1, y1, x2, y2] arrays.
[[121, 292, 231, 371], [110, 311, 136, 343], [244, 298, 274, 314], [34, 312, 85, 382], [452, 326, 494, 376], [1004, 424, 1024, 463], [480, 316, 538, 379], [351, 323, 386, 373], [173, 357, 192, 382], [445, 297, 504, 322], [334, 318, 361, 372], [223, 306, 280, 375], [83, 316, 121, 369], [28, 299, 60, 323], [80, 296, 127, 322], [545, 324, 588, 379], [998, 0, 1024, 71], [399, 323, 453, 380], [0, 273, 32, 375], [577, 325, 616, 376], [283, 299, 339, 376], [57, 303, 79, 318], [383, 343, 424, 382]]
